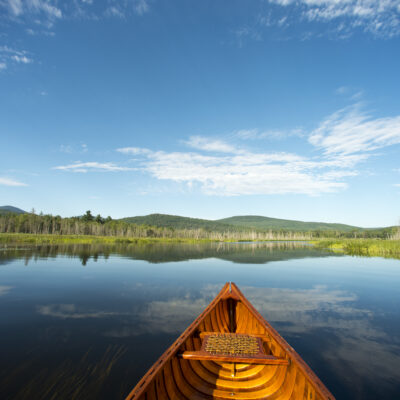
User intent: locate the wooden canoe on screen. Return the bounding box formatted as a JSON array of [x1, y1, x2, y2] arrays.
[[125, 282, 335, 400]]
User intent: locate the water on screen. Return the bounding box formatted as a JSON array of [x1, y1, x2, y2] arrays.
[[0, 242, 399, 399]]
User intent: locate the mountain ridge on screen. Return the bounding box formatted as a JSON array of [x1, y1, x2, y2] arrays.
[[121, 213, 364, 232]]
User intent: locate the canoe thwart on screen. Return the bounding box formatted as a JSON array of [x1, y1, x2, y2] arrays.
[[178, 350, 289, 365], [179, 332, 288, 365]]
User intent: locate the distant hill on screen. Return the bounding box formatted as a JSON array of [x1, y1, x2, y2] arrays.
[[217, 215, 360, 232], [0, 205, 27, 215], [121, 213, 362, 232], [121, 214, 239, 232]]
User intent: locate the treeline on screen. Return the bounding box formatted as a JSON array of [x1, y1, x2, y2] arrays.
[[0, 211, 398, 240]]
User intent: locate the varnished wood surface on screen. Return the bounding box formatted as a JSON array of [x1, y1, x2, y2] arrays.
[[179, 351, 289, 365], [125, 283, 335, 400]]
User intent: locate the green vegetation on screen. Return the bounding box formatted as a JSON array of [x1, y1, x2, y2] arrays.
[[122, 213, 397, 238], [0, 212, 314, 241], [121, 213, 237, 232], [313, 239, 400, 259], [1, 207, 398, 243], [122, 213, 360, 232], [0, 233, 211, 245]]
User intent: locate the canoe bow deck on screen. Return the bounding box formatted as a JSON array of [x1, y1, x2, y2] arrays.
[[126, 283, 335, 400]]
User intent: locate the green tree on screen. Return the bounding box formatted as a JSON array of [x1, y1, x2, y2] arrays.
[[82, 210, 94, 222]]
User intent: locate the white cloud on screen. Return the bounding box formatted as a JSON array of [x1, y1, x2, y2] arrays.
[[53, 161, 134, 173], [105, 6, 125, 18], [116, 147, 151, 155], [37, 304, 123, 319], [235, 128, 304, 140], [0, 177, 28, 186], [267, 0, 400, 37], [59, 144, 73, 153], [134, 0, 149, 16], [117, 138, 357, 196], [2, 0, 149, 32], [184, 136, 239, 153], [0, 286, 13, 296], [11, 54, 32, 63], [394, 184, 400, 187], [5, 0, 62, 18], [309, 104, 400, 155], [116, 103, 400, 197], [0, 46, 32, 70], [335, 86, 349, 95]]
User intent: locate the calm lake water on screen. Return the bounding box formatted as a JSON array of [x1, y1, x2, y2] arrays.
[[0, 241, 399, 399]]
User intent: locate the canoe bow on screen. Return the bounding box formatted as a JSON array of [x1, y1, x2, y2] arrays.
[[125, 282, 335, 400]]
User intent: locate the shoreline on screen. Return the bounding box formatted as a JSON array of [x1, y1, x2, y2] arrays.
[[0, 233, 310, 246]]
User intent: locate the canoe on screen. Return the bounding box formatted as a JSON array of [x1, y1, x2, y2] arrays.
[[125, 282, 335, 400]]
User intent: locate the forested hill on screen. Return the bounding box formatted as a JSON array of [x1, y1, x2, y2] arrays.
[[217, 215, 360, 232], [121, 214, 240, 232], [0, 206, 26, 215], [121, 213, 361, 232]]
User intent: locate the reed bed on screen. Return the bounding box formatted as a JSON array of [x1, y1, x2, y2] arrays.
[[312, 239, 400, 259]]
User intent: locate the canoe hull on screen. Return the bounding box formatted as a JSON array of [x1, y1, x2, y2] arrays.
[[126, 283, 335, 400]]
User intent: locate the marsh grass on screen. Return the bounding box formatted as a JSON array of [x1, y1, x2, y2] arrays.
[[0, 233, 215, 245], [312, 239, 400, 259]]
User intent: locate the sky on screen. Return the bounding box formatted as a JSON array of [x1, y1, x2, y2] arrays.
[[1, 0, 400, 227]]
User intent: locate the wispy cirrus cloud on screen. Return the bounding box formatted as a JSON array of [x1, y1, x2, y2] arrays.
[[53, 162, 134, 173], [1, 0, 150, 33], [184, 136, 240, 153], [0, 46, 33, 71], [0, 177, 28, 186], [4, 0, 62, 19], [11, 54, 32, 63], [116, 147, 151, 155], [235, 128, 304, 140], [309, 104, 400, 155], [266, 0, 400, 38]]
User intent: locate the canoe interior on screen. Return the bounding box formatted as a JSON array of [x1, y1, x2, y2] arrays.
[[126, 283, 335, 400]]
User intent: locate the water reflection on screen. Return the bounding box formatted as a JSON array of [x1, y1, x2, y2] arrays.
[[0, 240, 337, 266], [0, 243, 399, 399]]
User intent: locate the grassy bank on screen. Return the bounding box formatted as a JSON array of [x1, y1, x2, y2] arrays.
[[0, 233, 311, 246], [312, 239, 400, 259], [0, 233, 218, 245]]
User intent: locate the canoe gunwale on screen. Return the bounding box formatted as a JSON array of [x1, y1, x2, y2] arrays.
[[125, 283, 232, 400], [230, 283, 335, 400], [125, 283, 335, 400]]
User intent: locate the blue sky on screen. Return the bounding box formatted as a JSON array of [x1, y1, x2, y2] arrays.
[[1, 0, 400, 227]]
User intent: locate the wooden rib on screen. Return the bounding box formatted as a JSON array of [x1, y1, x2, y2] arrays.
[[198, 360, 266, 380], [221, 300, 231, 331], [153, 374, 168, 400], [216, 302, 229, 333], [163, 361, 187, 400]]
